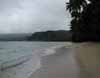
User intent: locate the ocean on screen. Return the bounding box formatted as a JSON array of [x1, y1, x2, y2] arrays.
[[0, 41, 71, 78]]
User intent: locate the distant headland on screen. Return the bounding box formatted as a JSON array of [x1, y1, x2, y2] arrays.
[[0, 30, 72, 41], [27, 30, 72, 41]]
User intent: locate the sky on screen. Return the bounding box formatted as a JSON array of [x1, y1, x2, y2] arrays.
[[0, 0, 71, 33]]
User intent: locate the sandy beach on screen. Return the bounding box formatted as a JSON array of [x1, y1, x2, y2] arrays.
[[29, 46, 80, 78], [1, 42, 100, 78], [75, 43, 100, 78]]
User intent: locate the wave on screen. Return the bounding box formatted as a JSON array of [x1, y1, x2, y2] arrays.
[[0, 54, 32, 71], [0, 53, 41, 78], [43, 45, 66, 56], [36, 45, 69, 57], [0, 45, 62, 73]]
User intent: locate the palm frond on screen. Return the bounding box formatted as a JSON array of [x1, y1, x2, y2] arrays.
[[66, 0, 88, 13]]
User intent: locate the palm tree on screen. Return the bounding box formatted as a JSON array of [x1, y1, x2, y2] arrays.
[[66, 0, 88, 19], [67, 0, 100, 42], [66, 0, 88, 42]]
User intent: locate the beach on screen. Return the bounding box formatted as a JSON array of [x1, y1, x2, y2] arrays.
[[29, 46, 80, 78], [75, 42, 100, 78], [1, 42, 100, 78], [0, 42, 72, 78]]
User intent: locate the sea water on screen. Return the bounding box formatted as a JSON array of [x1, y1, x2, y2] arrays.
[[0, 41, 71, 78]]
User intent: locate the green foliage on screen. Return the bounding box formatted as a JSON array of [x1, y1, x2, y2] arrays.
[[67, 0, 100, 42], [66, 0, 88, 16]]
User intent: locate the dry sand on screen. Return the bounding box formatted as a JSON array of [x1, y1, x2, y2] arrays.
[[75, 42, 100, 78], [29, 46, 80, 78]]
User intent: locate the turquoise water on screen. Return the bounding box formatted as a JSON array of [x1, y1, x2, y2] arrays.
[[0, 42, 69, 64]]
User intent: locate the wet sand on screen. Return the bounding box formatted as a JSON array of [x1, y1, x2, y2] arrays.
[[29, 46, 80, 78], [29, 42, 100, 78]]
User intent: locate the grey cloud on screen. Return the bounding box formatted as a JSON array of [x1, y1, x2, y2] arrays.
[[0, 0, 70, 33]]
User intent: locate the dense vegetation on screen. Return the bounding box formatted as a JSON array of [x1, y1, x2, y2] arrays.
[[27, 30, 72, 41], [67, 0, 100, 42]]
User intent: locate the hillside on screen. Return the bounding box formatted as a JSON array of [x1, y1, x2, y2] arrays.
[[27, 30, 72, 41]]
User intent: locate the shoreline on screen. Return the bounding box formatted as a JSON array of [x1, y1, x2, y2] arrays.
[[29, 46, 79, 78]]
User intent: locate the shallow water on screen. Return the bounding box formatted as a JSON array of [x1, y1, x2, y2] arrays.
[[0, 42, 70, 63], [0, 41, 71, 78]]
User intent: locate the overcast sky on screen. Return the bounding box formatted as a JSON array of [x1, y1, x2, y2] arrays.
[[0, 0, 71, 33]]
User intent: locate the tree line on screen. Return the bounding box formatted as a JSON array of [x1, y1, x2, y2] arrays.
[[67, 0, 100, 42]]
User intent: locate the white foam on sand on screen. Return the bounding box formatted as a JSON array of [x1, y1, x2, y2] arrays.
[[42, 45, 67, 56]]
